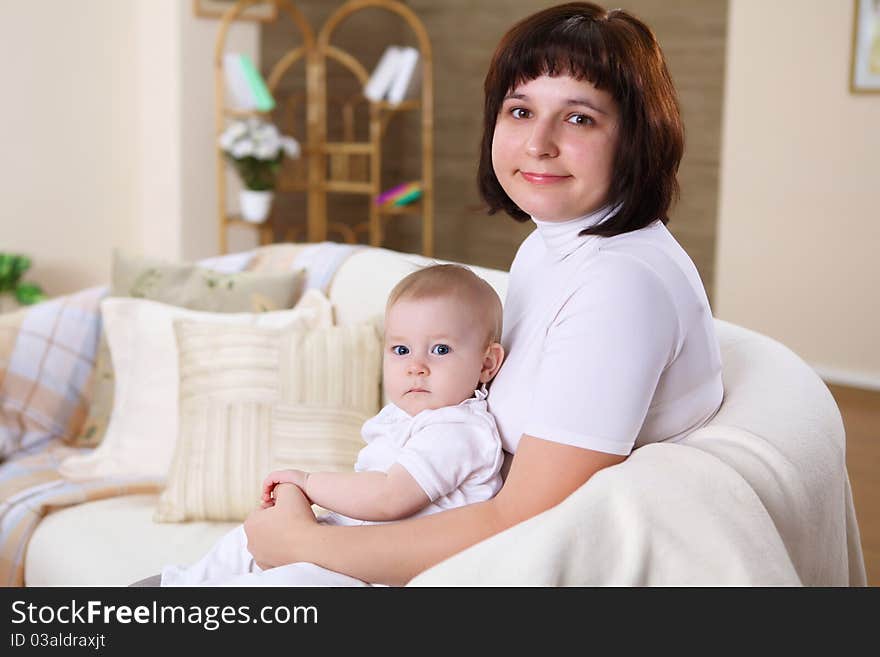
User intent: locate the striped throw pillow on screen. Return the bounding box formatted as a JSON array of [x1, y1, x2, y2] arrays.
[[154, 319, 382, 522]]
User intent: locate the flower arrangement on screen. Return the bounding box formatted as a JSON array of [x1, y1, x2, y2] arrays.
[[0, 253, 46, 306], [219, 118, 301, 191]]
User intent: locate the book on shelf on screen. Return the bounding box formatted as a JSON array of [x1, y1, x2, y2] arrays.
[[386, 47, 420, 105], [363, 45, 420, 105], [375, 181, 422, 207], [223, 53, 276, 112], [363, 46, 403, 103]]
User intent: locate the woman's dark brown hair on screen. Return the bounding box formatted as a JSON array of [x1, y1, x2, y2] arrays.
[[478, 2, 684, 237]]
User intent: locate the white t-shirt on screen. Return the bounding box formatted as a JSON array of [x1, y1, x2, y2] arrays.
[[323, 390, 504, 526], [488, 208, 723, 456]]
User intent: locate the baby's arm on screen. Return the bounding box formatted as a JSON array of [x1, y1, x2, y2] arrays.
[[308, 466, 431, 522], [261, 469, 310, 508], [264, 466, 430, 522]]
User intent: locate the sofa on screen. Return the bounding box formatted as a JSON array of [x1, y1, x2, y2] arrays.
[[4, 242, 867, 586]]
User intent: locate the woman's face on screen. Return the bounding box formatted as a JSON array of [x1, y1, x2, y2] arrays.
[[491, 74, 619, 222]]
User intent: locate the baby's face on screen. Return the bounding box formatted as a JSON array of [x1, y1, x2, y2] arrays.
[[383, 295, 489, 417]]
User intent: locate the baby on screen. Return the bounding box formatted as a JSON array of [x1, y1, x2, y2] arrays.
[[160, 263, 505, 586]]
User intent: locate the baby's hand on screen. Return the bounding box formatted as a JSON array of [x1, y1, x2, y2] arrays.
[[261, 469, 309, 506]]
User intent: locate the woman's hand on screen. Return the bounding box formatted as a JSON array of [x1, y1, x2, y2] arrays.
[[244, 483, 318, 569]]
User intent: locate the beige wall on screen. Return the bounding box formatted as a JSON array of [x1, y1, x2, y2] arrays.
[[0, 1, 139, 294], [0, 0, 257, 296], [181, 6, 262, 260], [715, 0, 880, 387]]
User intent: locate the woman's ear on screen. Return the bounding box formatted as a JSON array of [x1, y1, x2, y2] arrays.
[[479, 342, 505, 383]]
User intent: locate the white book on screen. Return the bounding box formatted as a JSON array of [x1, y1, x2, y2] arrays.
[[386, 47, 420, 105], [223, 53, 256, 110], [363, 46, 403, 103]]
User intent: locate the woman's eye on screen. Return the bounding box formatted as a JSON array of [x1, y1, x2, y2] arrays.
[[391, 345, 409, 356], [566, 113, 594, 126], [510, 107, 531, 119], [431, 344, 451, 355]]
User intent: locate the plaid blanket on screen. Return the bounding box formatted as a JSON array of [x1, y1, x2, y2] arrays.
[[0, 286, 108, 459], [0, 242, 361, 586]]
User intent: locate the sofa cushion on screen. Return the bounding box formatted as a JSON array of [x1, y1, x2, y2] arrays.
[[154, 319, 381, 522], [327, 247, 510, 330], [58, 291, 332, 481], [69, 252, 305, 450], [25, 494, 236, 586]]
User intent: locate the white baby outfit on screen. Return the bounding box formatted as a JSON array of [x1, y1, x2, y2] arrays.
[[161, 390, 503, 586], [488, 207, 724, 456]]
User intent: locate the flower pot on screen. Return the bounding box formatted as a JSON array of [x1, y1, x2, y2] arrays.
[[239, 190, 274, 223]]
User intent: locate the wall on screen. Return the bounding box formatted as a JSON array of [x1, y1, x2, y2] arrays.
[[181, 5, 262, 260], [0, 0, 257, 296], [715, 0, 880, 386], [0, 1, 139, 294], [263, 0, 728, 296]]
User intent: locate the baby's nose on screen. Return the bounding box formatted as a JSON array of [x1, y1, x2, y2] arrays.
[[407, 359, 428, 375]]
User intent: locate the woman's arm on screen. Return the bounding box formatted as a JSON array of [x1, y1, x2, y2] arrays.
[[244, 435, 625, 585]]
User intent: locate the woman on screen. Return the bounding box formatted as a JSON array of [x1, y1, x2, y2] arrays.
[[243, 2, 723, 585]]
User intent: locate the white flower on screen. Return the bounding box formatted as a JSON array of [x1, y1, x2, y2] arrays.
[[219, 132, 237, 151], [281, 137, 301, 158], [219, 121, 248, 152], [220, 119, 300, 158], [231, 139, 255, 159], [255, 142, 280, 160], [259, 124, 280, 141]]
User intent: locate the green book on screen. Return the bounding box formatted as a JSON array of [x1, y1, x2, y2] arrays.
[[238, 54, 276, 112]]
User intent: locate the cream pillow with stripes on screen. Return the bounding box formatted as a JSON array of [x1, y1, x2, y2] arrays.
[[155, 319, 382, 522]]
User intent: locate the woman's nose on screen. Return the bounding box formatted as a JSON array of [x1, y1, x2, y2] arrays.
[[525, 120, 559, 158]]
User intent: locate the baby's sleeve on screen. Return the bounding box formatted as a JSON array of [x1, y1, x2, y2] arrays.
[[394, 415, 500, 502]]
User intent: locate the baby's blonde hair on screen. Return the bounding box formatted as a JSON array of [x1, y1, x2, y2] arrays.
[[386, 264, 503, 345]]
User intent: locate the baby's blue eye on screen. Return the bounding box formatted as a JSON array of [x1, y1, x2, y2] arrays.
[[431, 344, 451, 355], [392, 345, 409, 356]]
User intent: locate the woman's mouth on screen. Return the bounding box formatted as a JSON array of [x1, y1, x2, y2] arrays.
[[519, 171, 571, 185]]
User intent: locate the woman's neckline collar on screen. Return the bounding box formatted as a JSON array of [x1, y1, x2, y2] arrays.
[[531, 205, 615, 258]]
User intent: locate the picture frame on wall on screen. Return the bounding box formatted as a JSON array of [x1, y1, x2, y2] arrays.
[[193, 0, 278, 23], [851, 0, 880, 92]]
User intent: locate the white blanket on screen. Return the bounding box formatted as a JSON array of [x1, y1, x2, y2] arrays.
[[410, 321, 866, 586]]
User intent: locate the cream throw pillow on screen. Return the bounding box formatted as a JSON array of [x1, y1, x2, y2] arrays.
[[154, 320, 382, 522], [70, 253, 304, 449], [58, 290, 333, 481]]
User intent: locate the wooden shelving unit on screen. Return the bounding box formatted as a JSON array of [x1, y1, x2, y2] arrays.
[[213, 0, 434, 255]]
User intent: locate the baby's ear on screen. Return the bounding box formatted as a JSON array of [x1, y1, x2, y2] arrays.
[[480, 342, 505, 383]]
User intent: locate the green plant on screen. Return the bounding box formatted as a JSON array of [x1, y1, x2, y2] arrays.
[[0, 253, 46, 305]]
